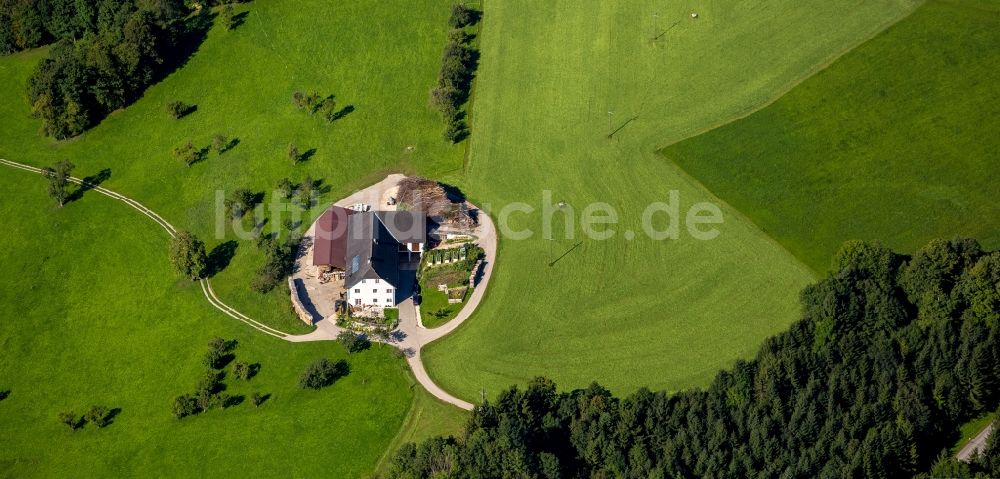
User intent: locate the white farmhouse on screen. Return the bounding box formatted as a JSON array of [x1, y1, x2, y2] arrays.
[[342, 211, 426, 308]]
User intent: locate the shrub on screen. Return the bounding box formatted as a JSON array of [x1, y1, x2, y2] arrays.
[[195, 389, 219, 411], [448, 4, 479, 28], [232, 361, 254, 381], [172, 394, 198, 419], [42, 160, 74, 207], [170, 231, 208, 280], [85, 405, 112, 428], [196, 369, 224, 398], [276, 178, 294, 199], [225, 188, 258, 220], [58, 411, 83, 430], [212, 134, 228, 154], [288, 143, 300, 163], [250, 235, 298, 293], [443, 118, 467, 143], [173, 141, 201, 167], [202, 337, 233, 369], [222, 5, 237, 30], [337, 331, 371, 353], [251, 392, 267, 408], [166, 101, 191, 119], [299, 358, 350, 390], [320, 100, 339, 123]]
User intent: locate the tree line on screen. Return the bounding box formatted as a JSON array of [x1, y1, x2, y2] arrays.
[[15, 0, 194, 139], [387, 238, 1000, 478], [430, 4, 481, 143]]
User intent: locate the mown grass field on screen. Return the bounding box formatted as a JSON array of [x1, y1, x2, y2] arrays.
[[0, 168, 414, 477], [0, 0, 465, 333], [423, 0, 924, 401], [662, 0, 1000, 273]]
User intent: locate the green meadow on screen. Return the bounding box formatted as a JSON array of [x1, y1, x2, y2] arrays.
[[4, 0, 995, 474], [423, 0, 922, 401], [0, 167, 413, 477], [0, 0, 465, 333], [0, 0, 468, 476], [662, 0, 1000, 272]]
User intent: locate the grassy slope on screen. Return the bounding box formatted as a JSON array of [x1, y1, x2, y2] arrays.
[[375, 387, 469, 475], [0, 0, 465, 333], [423, 0, 922, 401], [662, 0, 1000, 273], [0, 168, 413, 478]]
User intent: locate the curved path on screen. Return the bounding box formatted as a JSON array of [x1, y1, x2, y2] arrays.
[[0, 158, 290, 339], [2, 160, 491, 410]]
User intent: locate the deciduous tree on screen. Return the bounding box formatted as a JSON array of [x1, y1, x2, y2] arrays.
[[42, 159, 75, 207], [169, 230, 207, 280]]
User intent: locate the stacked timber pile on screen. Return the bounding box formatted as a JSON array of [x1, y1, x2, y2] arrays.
[[396, 176, 476, 228]]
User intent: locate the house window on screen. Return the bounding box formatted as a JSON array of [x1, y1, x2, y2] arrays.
[[354, 289, 360, 293], [375, 279, 380, 283], [355, 299, 361, 306], [373, 298, 378, 303], [373, 289, 378, 293], [387, 289, 393, 294], [386, 298, 393, 303]]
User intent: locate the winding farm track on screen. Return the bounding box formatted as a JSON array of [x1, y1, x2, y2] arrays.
[[0, 158, 290, 339], [2, 159, 487, 410]]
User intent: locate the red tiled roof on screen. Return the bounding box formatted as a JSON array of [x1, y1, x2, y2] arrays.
[[312, 206, 354, 268]]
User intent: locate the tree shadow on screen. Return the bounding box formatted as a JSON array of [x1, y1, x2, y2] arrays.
[[103, 407, 122, 427], [251, 191, 266, 208], [439, 182, 466, 203], [204, 240, 238, 277], [218, 353, 237, 370], [0, 390, 9, 401], [252, 393, 271, 407], [252, 216, 268, 235], [312, 177, 332, 196], [299, 148, 317, 163], [333, 359, 351, 381], [160, 11, 217, 81], [67, 168, 111, 203], [247, 363, 261, 380], [222, 394, 245, 408], [330, 105, 354, 122], [221, 137, 240, 154], [228, 11, 249, 30], [466, 9, 483, 27], [178, 104, 198, 118]]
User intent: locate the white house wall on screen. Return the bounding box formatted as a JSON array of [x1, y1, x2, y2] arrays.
[[347, 278, 398, 307]]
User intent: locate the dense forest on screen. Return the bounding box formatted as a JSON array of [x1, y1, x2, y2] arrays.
[[1, 0, 206, 138], [388, 238, 1000, 478]]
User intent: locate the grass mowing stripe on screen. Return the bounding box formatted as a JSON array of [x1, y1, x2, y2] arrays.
[[662, 0, 1000, 273]]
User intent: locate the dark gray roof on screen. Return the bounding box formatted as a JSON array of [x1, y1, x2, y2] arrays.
[[374, 211, 427, 244], [344, 212, 406, 288]]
